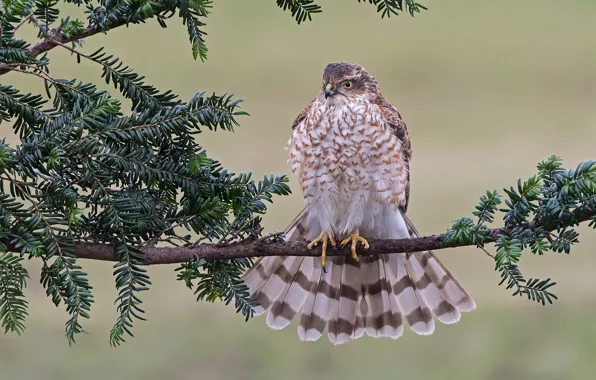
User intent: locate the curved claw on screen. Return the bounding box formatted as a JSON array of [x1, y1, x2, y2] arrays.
[[340, 233, 370, 262], [307, 232, 336, 268]]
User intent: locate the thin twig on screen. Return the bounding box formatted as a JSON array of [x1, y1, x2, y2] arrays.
[[52, 39, 94, 60], [13, 13, 33, 32], [0, 19, 129, 76], [479, 246, 495, 259]]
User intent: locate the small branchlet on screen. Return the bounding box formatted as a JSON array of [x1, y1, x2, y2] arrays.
[[445, 155, 596, 305]]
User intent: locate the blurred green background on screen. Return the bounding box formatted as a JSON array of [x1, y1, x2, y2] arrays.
[[2, 0, 596, 379]]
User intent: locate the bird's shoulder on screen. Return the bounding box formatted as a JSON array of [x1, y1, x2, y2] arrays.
[[374, 95, 413, 213], [291, 96, 323, 130], [374, 97, 409, 146]]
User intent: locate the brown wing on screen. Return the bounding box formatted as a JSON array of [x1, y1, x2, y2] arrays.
[[291, 97, 318, 130], [375, 96, 412, 213]]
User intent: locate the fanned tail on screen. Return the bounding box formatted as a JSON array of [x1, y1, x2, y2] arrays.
[[401, 212, 476, 314], [242, 209, 313, 321], [241, 209, 475, 345]]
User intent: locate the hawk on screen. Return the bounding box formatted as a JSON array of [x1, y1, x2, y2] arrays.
[[242, 62, 475, 344]]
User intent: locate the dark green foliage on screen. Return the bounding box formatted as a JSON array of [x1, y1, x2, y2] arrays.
[[550, 229, 579, 254], [34, 0, 60, 36], [276, 0, 322, 24], [446, 155, 596, 305], [175, 0, 212, 61], [0, 85, 50, 137], [357, 0, 428, 18], [0, 0, 321, 344], [176, 256, 257, 320], [110, 244, 149, 346], [0, 252, 29, 335], [277, 0, 426, 23], [84, 47, 181, 112], [443, 217, 490, 246], [502, 176, 541, 226], [40, 256, 93, 345], [473, 190, 501, 224], [498, 264, 557, 306], [59, 16, 85, 39]]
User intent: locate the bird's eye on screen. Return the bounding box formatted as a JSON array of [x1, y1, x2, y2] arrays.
[[342, 81, 352, 88]]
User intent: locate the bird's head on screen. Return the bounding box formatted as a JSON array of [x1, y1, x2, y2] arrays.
[[321, 62, 379, 105]]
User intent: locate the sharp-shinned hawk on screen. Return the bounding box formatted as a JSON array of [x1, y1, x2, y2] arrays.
[[242, 62, 475, 345]]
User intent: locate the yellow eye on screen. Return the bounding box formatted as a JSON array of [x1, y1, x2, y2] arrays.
[[342, 81, 352, 88]]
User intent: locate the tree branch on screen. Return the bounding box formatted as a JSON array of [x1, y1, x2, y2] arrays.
[[0, 19, 128, 76], [89, 229, 504, 264], [2, 227, 498, 264], [5, 205, 594, 265]]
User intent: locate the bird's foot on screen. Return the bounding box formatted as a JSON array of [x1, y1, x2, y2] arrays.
[[340, 233, 370, 262], [307, 231, 336, 268]]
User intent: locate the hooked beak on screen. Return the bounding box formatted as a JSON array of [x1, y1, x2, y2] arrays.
[[324, 83, 336, 98]]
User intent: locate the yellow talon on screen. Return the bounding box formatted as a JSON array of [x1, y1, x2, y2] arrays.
[[307, 232, 335, 268], [340, 233, 370, 262]]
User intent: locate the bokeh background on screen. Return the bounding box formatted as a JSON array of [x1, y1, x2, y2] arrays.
[[2, 0, 596, 379]]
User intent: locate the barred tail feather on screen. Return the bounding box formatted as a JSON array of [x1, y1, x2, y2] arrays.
[[406, 253, 461, 324], [359, 256, 399, 339], [243, 256, 285, 316], [360, 256, 382, 338], [298, 256, 341, 341], [242, 208, 311, 316], [328, 256, 359, 345], [352, 283, 367, 340], [266, 256, 307, 329], [392, 252, 435, 335], [252, 256, 302, 319], [401, 212, 476, 313], [242, 208, 475, 345], [415, 251, 476, 312], [380, 254, 404, 338]]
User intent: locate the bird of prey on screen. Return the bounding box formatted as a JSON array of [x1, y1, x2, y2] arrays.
[[242, 62, 475, 345]]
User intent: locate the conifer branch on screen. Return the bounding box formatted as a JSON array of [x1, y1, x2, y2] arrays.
[[0, 19, 128, 76], [2, 231, 489, 264], [1, 205, 593, 264]]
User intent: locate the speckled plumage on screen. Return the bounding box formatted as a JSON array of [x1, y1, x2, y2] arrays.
[[243, 62, 474, 345]]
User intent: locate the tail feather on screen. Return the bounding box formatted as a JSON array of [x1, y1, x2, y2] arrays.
[[360, 256, 400, 338], [360, 256, 382, 338], [392, 252, 435, 335], [401, 212, 476, 313], [328, 257, 360, 345], [415, 251, 476, 312], [298, 257, 342, 341], [352, 283, 367, 340], [243, 256, 286, 315], [380, 254, 404, 339], [254, 256, 301, 319], [242, 208, 475, 344], [377, 257, 403, 338], [243, 208, 312, 316], [406, 253, 461, 324], [266, 256, 308, 329]]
